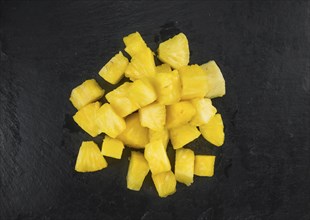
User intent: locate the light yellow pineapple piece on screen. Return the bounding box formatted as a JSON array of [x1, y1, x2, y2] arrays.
[[123, 32, 148, 57], [75, 141, 107, 172], [199, 113, 224, 147], [144, 140, 171, 175], [175, 148, 195, 186], [73, 102, 101, 137], [127, 151, 150, 191], [149, 128, 169, 150], [101, 136, 124, 159], [128, 78, 157, 108], [139, 102, 166, 131], [155, 63, 172, 73], [117, 113, 149, 149], [169, 124, 201, 149], [153, 70, 181, 105], [194, 155, 216, 177], [190, 98, 217, 126], [201, 60, 226, 98], [70, 79, 104, 110], [96, 103, 126, 138], [158, 33, 189, 69], [166, 101, 196, 129], [179, 65, 209, 100], [152, 171, 176, 198], [99, 51, 129, 85]]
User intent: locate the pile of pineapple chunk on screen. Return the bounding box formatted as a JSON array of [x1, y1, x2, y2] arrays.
[[70, 32, 226, 198]]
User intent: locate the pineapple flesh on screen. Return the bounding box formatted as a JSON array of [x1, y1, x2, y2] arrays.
[[128, 78, 157, 108], [194, 155, 216, 177], [199, 113, 224, 147], [175, 148, 195, 186], [152, 171, 176, 198], [169, 124, 201, 149], [155, 63, 172, 73], [190, 98, 217, 126], [139, 102, 166, 131], [123, 32, 148, 57], [101, 136, 124, 159], [149, 128, 169, 150], [166, 101, 196, 129]]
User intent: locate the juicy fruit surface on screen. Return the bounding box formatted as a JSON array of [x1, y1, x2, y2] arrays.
[[190, 98, 217, 126], [127, 151, 149, 191], [194, 155, 216, 177], [169, 124, 201, 149], [128, 78, 157, 108], [101, 136, 124, 159], [148, 128, 169, 150], [166, 101, 196, 129], [152, 171, 176, 198], [139, 102, 166, 131], [123, 32, 148, 57], [156, 63, 172, 73], [175, 148, 195, 186], [199, 114, 224, 147]]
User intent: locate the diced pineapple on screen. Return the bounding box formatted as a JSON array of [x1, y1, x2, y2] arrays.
[[105, 82, 139, 117], [201, 61, 226, 98], [190, 98, 217, 126], [96, 103, 126, 138], [117, 113, 149, 149], [175, 148, 195, 186], [194, 155, 216, 177], [169, 124, 201, 149], [139, 103, 166, 131], [128, 78, 157, 108], [73, 102, 101, 137], [127, 151, 150, 191], [149, 128, 169, 150], [99, 51, 129, 85], [125, 48, 156, 80], [123, 32, 148, 57], [144, 140, 171, 175], [101, 136, 124, 159], [156, 63, 172, 73], [158, 33, 189, 69], [75, 141, 108, 172], [166, 101, 196, 129], [152, 171, 176, 198], [199, 114, 224, 147], [70, 79, 104, 110], [179, 65, 209, 100], [153, 70, 181, 105]]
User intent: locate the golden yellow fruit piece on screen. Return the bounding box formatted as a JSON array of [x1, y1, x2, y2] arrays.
[[199, 113, 224, 147], [101, 136, 124, 159], [194, 155, 216, 177], [166, 101, 196, 129], [123, 32, 148, 57], [190, 98, 217, 126], [175, 148, 195, 186], [169, 124, 201, 149], [155, 63, 172, 73], [128, 78, 157, 108], [139, 102, 166, 131], [152, 171, 176, 198], [148, 128, 169, 150]]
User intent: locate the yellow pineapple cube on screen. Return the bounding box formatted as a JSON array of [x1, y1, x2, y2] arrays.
[[96, 103, 126, 138], [105, 82, 139, 117], [179, 65, 209, 100], [101, 136, 124, 159], [128, 78, 157, 108], [201, 61, 226, 98], [73, 102, 101, 137], [70, 79, 104, 110], [166, 101, 196, 129], [175, 148, 195, 186], [169, 124, 201, 149], [152, 171, 176, 198], [99, 51, 129, 85], [190, 98, 217, 126], [158, 33, 189, 69], [75, 141, 107, 172], [127, 151, 149, 191], [155, 63, 172, 73], [123, 32, 148, 57], [139, 102, 166, 131], [117, 113, 149, 149], [144, 140, 171, 175], [154, 70, 181, 105], [194, 155, 216, 177], [149, 128, 169, 150], [199, 114, 224, 147]]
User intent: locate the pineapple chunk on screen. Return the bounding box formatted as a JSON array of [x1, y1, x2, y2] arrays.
[[139, 102, 166, 131], [166, 101, 196, 129], [127, 151, 150, 191], [70, 79, 104, 110], [73, 102, 101, 137], [156, 63, 172, 73], [144, 140, 171, 175], [194, 155, 216, 177], [175, 148, 195, 186], [96, 103, 126, 138], [105, 82, 139, 117], [101, 136, 124, 159], [199, 114, 224, 147], [149, 128, 169, 150], [152, 171, 176, 198], [99, 51, 129, 85], [75, 141, 107, 172], [128, 78, 157, 108], [125, 48, 156, 80], [190, 98, 217, 126], [201, 61, 226, 98], [169, 124, 201, 149], [158, 33, 189, 69], [123, 32, 148, 57], [179, 65, 209, 100], [117, 113, 149, 149], [154, 70, 181, 105]]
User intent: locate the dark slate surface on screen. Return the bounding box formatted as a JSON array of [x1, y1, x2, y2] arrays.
[[1, 1, 309, 220]]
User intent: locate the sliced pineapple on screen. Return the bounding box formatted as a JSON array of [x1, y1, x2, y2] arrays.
[[194, 155, 216, 177], [101, 136, 124, 159], [166, 101, 196, 129], [139, 102, 166, 131], [99, 51, 129, 85], [190, 98, 217, 126], [169, 124, 201, 149], [127, 151, 150, 191], [149, 128, 169, 150], [128, 78, 157, 108], [158, 33, 189, 69], [152, 171, 176, 198], [75, 141, 108, 172], [155, 63, 172, 73], [175, 148, 195, 186], [123, 32, 148, 57], [70, 79, 104, 110], [199, 113, 224, 147]]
